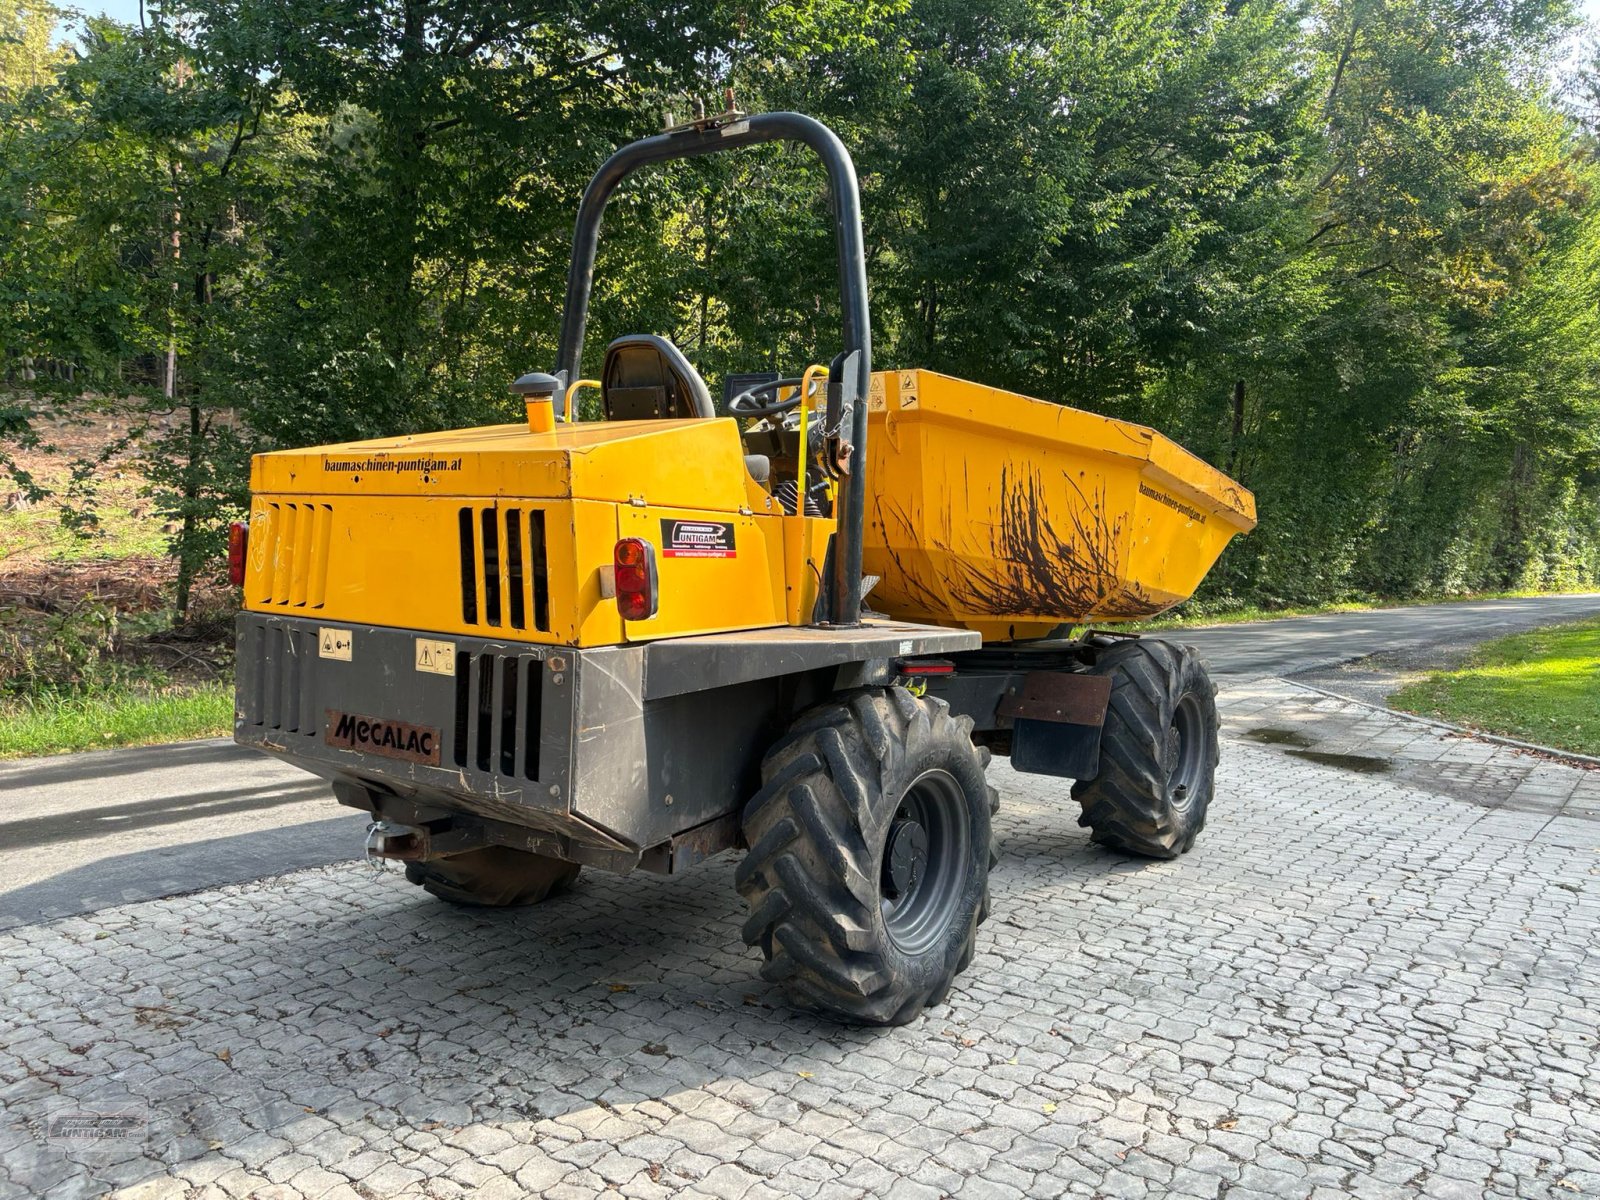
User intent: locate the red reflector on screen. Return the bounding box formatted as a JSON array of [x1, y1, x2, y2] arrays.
[[613, 538, 658, 621], [898, 659, 955, 676], [228, 521, 249, 587]]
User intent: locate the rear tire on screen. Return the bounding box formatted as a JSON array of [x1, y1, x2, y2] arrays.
[[735, 689, 996, 1026], [404, 847, 580, 907], [1071, 639, 1218, 859]]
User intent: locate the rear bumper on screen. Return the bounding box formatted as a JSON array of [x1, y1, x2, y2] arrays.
[[235, 613, 636, 850], [235, 611, 978, 867]]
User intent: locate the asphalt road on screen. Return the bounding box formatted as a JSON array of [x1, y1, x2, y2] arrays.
[[6, 593, 1599, 930], [1177, 592, 1600, 677]]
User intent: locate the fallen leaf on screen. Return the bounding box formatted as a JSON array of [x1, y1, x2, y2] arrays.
[[608, 983, 632, 993], [216, 1049, 231, 1064], [960, 1038, 976, 1048], [642, 1043, 668, 1056], [1007, 1058, 1018, 1066], [1555, 1181, 1579, 1194], [1217, 1119, 1238, 1130], [647, 1164, 663, 1183], [797, 1071, 814, 1079], [1043, 1103, 1058, 1114]]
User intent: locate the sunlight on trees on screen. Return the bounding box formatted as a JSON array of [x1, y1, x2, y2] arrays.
[[2, 0, 1598, 616]]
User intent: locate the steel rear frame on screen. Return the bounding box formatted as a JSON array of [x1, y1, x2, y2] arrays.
[[235, 612, 1118, 877]]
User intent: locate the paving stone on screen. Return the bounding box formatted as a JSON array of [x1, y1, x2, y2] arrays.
[[3, 678, 1598, 1199]]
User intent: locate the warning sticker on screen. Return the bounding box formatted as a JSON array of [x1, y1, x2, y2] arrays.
[[414, 638, 456, 676], [660, 519, 737, 559], [318, 627, 353, 661]]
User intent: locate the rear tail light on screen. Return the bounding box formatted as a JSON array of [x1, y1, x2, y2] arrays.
[[898, 658, 955, 676], [228, 521, 249, 587], [613, 538, 659, 621]]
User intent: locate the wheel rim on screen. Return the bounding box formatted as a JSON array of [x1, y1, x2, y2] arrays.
[[1166, 693, 1205, 813], [880, 768, 971, 956]]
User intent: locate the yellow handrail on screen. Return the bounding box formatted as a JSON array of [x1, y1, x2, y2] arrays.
[[563, 378, 602, 422]]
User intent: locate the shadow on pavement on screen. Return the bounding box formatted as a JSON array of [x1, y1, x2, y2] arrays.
[[3, 780, 331, 853], [0, 814, 363, 931], [0, 739, 256, 792]]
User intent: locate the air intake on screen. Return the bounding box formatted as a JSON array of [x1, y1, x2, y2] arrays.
[[452, 650, 542, 778], [459, 507, 550, 632], [256, 502, 333, 608], [241, 622, 318, 736]]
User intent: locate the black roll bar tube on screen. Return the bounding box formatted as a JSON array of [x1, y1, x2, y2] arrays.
[[553, 111, 871, 628]]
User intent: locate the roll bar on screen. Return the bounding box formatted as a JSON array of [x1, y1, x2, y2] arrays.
[[552, 111, 871, 628]]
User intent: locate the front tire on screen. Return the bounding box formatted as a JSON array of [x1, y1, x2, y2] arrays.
[[735, 689, 995, 1026], [404, 846, 580, 907], [1071, 639, 1219, 858]]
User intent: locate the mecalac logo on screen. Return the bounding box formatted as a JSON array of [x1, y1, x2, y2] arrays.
[[660, 519, 737, 559], [325, 710, 440, 765]]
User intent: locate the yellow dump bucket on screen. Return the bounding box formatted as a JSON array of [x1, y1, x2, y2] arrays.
[[862, 370, 1256, 641]]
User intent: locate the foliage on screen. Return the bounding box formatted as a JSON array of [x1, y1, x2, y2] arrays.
[[0, 596, 132, 696], [2, 0, 1600, 613]]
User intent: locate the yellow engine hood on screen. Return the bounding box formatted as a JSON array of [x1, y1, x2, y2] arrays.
[[251, 417, 758, 513]]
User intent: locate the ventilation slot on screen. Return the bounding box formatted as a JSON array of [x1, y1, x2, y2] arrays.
[[528, 511, 550, 632], [451, 652, 542, 779], [457, 507, 551, 633], [480, 509, 502, 627], [253, 624, 317, 737], [259, 503, 333, 608], [505, 511, 525, 631], [458, 508, 478, 624]]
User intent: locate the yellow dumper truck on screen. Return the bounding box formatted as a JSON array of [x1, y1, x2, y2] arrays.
[[232, 110, 1256, 1025]]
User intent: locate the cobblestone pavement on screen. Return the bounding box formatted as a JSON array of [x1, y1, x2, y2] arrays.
[[3, 680, 1598, 1200]]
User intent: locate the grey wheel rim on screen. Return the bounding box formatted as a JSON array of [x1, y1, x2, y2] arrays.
[[1167, 693, 1205, 813], [880, 768, 971, 955]]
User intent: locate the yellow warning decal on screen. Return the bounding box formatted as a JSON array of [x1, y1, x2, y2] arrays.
[[415, 637, 456, 676]]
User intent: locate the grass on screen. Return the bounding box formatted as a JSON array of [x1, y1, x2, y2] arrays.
[[0, 502, 168, 564], [0, 682, 233, 758], [1390, 616, 1600, 756]]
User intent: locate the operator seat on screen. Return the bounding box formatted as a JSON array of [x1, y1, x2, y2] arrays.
[[601, 334, 714, 421]]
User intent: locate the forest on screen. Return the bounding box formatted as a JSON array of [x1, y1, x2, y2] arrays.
[[3, 0, 1600, 619]]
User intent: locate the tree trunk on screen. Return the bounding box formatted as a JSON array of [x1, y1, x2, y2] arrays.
[[1227, 378, 1246, 476]]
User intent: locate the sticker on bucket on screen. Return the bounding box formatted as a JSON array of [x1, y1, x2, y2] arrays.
[[660, 519, 737, 559]]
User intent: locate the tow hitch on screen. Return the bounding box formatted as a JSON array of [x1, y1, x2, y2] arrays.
[[364, 820, 487, 863]]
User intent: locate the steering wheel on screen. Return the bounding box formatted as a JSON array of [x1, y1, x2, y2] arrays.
[[727, 376, 821, 418]]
